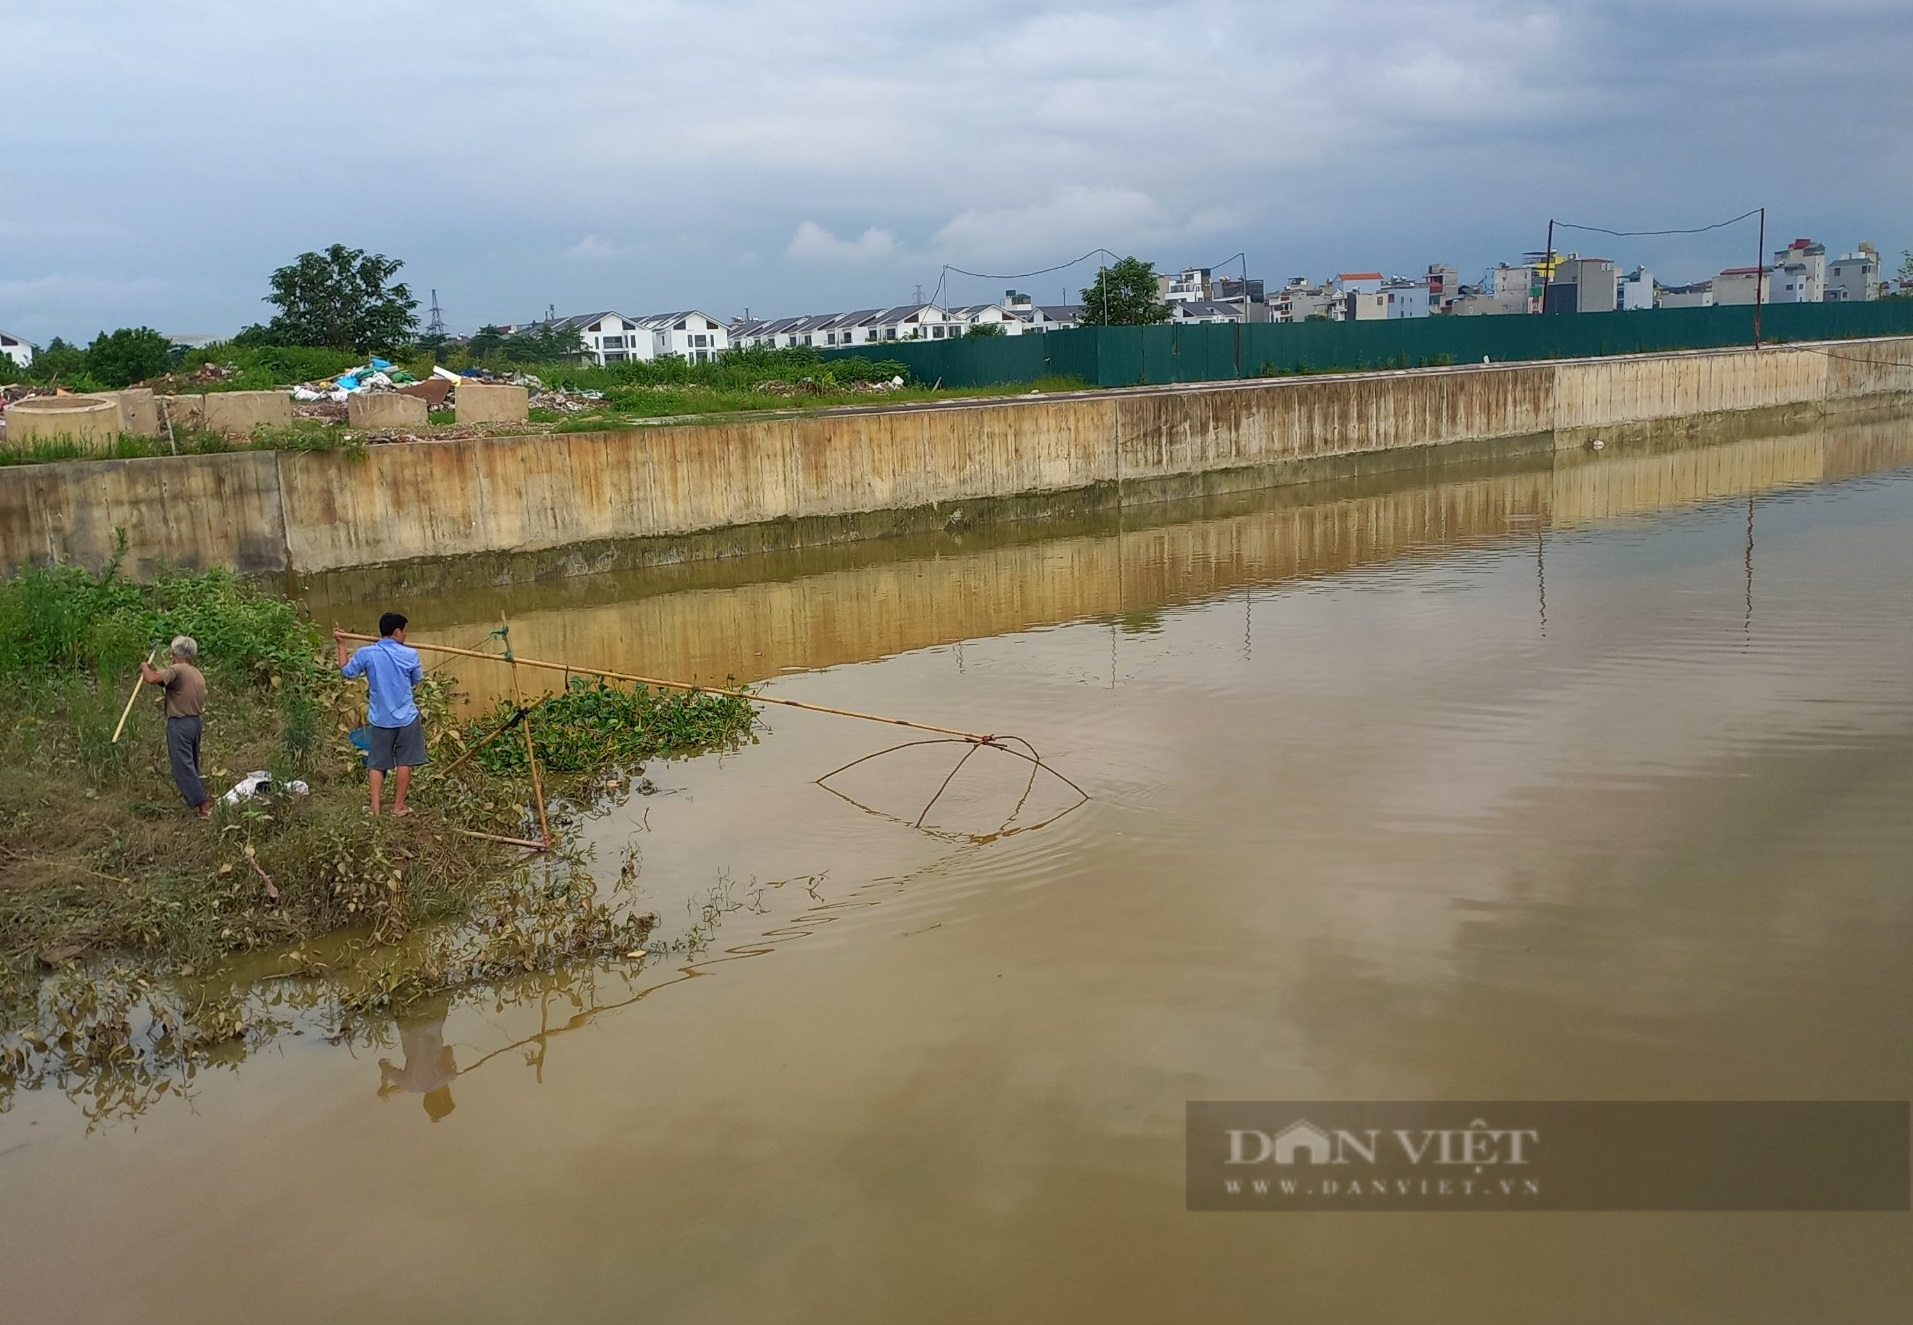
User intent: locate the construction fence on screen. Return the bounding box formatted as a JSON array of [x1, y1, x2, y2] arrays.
[[822, 300, 1913, 390]]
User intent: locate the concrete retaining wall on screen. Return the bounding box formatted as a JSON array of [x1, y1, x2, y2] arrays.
[[0, 450, 288, 577], [4, 338, 1910, 581]]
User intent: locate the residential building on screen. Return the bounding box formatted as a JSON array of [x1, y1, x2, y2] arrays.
[[1022, 304, 1081, 332], [948, 300, 1027, 335], [1269, 278, 1337, 323], [0, 330, 31, 369], [1769, 266, 1816, 304], [1712, 267, 1772, 305], [631, 311, 731, 363], [1659, 281, 1715, 309], [1485, 263, 1541, 314], [1345, 290, 1387, 321], [1170, 299, 1243, 325], [1771, 239, 1825, 302], [1161, 267, 1213, 303], [1826, 247, 1881, 302], [1382, 278, 1428, 319], [1546, 257, 1619, 314], [526, 311, 648, 364], [1211, 275, 1264, 304], [1425, 265, 1460, 314], [1617, 267, 1655, 311]]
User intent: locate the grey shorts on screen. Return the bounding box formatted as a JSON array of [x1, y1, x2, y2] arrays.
[[367, 719, 428, 771]]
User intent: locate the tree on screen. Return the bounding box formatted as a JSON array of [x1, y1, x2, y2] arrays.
[[965, 321, 1004, 337], [27, 336, 88, 384], [467, 325, 508, 360], [84, 327, 173, 388], [258, 244, 418, 352], [1079, 257, 1170, 325]]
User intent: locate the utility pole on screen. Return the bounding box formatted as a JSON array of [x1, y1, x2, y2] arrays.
[[426, 289, 447, 338], [1753, 206, 1766, 349], [1541, 219, 1554, 313]]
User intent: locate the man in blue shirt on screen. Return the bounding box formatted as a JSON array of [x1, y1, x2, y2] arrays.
[[335, 612, 427, 816]]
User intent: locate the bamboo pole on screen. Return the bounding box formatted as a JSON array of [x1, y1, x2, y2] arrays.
[[336, 633, 997, 744], [452, 828, 551, 850], [111, 648, 158, 744], [502, 615, 552, 850]]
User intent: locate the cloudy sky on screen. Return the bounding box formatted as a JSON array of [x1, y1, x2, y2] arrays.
[[4, 1, 1909, 341]]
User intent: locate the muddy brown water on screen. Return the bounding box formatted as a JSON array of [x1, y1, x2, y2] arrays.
[[5, 419, 1913, 1320]]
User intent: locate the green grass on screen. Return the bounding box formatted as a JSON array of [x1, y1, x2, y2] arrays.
[[0, 559, 758, 1114]]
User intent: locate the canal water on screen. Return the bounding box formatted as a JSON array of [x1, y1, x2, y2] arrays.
[[5, 418, 1912, 1320]]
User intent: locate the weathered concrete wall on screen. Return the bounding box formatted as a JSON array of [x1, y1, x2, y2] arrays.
[[4, 338, 1910, 581], [397, 417, 1913, 709], [0, 451, 288, 577], [348, 392, 429, 431]]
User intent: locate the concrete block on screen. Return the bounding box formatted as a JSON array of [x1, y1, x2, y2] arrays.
[[3, 396, 122, 451], [160, 394, 205, 432], [455, 381, 529, 425], [348, 391, 429, 431], [96, 388, 160, 437], [396, 378, 453, 409], [201, 390, 292, 436]]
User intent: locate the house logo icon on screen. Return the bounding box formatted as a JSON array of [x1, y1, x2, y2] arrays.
[[1273, 1119, 1334, 1165]]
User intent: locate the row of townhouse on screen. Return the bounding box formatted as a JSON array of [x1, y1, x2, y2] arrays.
[[507, 310, 732, 366], [730, 292, 1082, 350]]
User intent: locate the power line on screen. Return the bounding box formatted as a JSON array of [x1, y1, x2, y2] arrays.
[[1551, 208, 1763, 239]]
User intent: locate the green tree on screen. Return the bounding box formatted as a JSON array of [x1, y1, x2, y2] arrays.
[[27, 336, 88, 384], [500, 323, 588, 362], [84, 327, 173, 388], [964, 321, 1004, 337], [467, 325, 508, 360], [1079, 257, 1170, 325], [258, 244, 419, 352]]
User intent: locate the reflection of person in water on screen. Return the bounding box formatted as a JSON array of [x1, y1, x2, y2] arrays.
[[377, 1000, 459, 1121]]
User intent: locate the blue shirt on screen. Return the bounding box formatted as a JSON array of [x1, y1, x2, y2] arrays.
[[343, 637, 424, 728]]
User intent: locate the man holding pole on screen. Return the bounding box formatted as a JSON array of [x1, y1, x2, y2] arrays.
[[140, 636, 211, 819], [335, 613, 427, 817]]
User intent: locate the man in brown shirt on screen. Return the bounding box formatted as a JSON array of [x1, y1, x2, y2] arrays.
[[141, 636, 210, 817]]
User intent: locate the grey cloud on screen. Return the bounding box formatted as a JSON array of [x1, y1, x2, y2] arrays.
[[1, 0, 1907, 339]]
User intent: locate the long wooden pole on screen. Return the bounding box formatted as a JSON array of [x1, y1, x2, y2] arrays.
[[1753, 206, 1766, 350], [111, 648, 158, 744], [501, 615, 552, 850], [337, 634, 997, 744]]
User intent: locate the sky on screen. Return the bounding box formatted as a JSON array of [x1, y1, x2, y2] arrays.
[[3, 0, 1910, 342]]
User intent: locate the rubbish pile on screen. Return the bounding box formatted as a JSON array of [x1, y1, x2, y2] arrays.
[[752, 374, 907, 398], [289, 357, 440, 403], [527, 386, 605, 413], [135, 362, 238, 392]]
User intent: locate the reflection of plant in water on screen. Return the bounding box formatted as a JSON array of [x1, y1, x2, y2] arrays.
[[0, 838, 660, 1125]]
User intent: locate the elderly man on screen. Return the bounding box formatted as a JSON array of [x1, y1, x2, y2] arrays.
[[140, 635, 211, 818]]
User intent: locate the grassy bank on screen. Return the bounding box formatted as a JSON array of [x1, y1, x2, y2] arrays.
[[0, 557, 756, 1113]]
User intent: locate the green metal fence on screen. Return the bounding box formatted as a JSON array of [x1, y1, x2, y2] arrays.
[[823, 301, 1913, 390]]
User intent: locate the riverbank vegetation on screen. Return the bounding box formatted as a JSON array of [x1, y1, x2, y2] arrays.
[[0, 557, 757, 1114]]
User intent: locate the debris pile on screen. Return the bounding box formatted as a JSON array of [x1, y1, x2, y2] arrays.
[[527, 386, 605, 413], [289, 356, 432, 403], [753, 374, 907, 398]]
